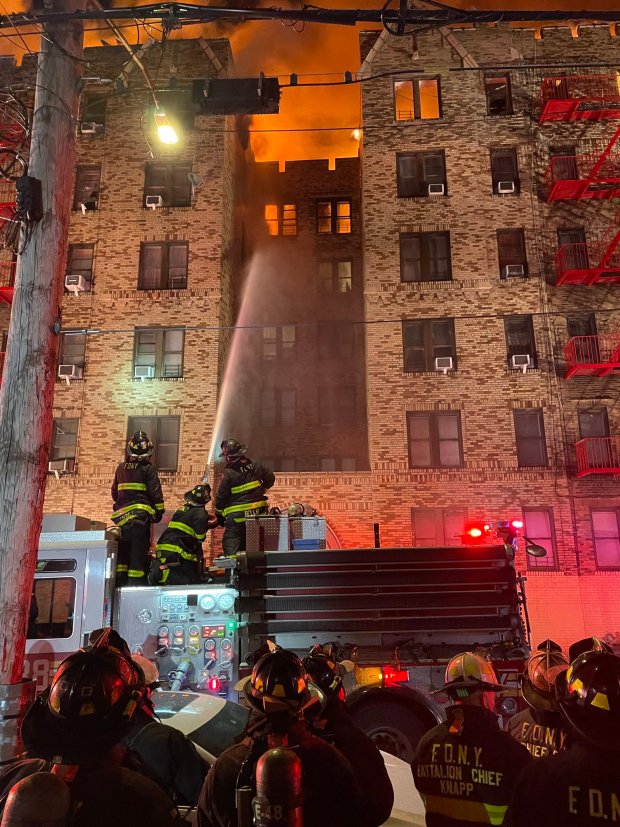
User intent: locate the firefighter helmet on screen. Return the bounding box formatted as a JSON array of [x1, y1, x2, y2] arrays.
[[244, 647, 314, 715], [127, 430, 153, 459], [219, 439, 246, 459], [22, 645, 144, 763], [303, 646, 344, 699], [438, 652, 504, 697], [521, 647, 569, 712], [556, 651, 620, 749], [568, 636, 614, 663], [184, 484, 211, 506]]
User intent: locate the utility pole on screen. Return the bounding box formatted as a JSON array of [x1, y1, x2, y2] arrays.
[[0, 0, 85, 684]]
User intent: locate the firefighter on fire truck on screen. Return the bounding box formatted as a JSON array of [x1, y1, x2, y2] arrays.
[[149, 484, 218, 585], [111, 430, 165, 585], [215, 439, 275, 556]]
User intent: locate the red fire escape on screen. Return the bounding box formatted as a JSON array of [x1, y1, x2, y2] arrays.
[[540, 75, 620, 123], [555, 212, 620, 285], [545, 126, 620, 202]]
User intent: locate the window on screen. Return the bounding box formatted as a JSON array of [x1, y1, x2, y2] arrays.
[[66, 244, 94, 284], [497, 229, 528, 278], [490, 147, 519, 194], [484, 74, 513, 115], [407, 411, 463, 468], [318, 322, 355, 359], [393, 77, 441, 121], [403, 318, 456, 372], [412, 508, 466, 546], [320, 457, 357, 472], [504, 315, 537, 368], [317, 199, 351, 234], [264, 204, 297, 237], [568, 314, 599, 364], [318, 386, 357, 425], [578, 407, 609, 438], [144, 162, 192, 207], [59, 332, 86, 370], [260, 389, 296, 426], [73, 165, 100, 211], [513, 409, 547, 467], [549, 145, 578, 181], [592, 510, 620, 568], [51, 418, 78, 462], [319, 260, 352, 293], [138, 242, 188, 290], [154, 90, 194, 132], [127, 416, 180, 471], [558, 228, 588, 272], [397, 151, 446, 198], [400, 232, 452, 283], [262, 325, 296, 360], [28, 578, 77, 639], [134, 328, 184, 378], [81, 93, 107, 128], [523, 509, 557, 569]]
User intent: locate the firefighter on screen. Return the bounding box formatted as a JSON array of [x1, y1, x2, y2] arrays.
[[111, 430, 165, 585], [148, 484, 218, 585], [507, 641, 570, 757], [215, 439, 275, 556], [303, 644, 394, 826], [411, 651, 532, 827], [505, 650, 620, 827], [197, 646, 371, 827]]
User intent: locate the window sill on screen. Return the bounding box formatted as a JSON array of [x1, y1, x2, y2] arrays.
[[408, 466, 464, 471], [404, 369, 457, 376], [131, 376, 185, 382], [505, 367, 541, 374], [516, 465, 550, 470], [397, 194, 449, 202], [392, 118, 444, 126]]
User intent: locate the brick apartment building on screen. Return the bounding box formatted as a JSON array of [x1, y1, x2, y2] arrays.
[[0, 27, 619, 649]]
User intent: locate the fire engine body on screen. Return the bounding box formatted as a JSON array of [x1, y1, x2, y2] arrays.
[[26, 515, 529, 761]]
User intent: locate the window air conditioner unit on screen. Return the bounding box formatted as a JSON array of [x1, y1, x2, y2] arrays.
[[427, 183, 445, 196], [80, 122, 98, 135], [134, 365, 155, 380], [145, 195, 163, 209], [503, 264, 526, 278], [498, 180, 516, 194], [48, 458, 75, 479], [58, 364, 83, 385], [64, 274, 89, 294], [511, 353, 531, 373], [434, 356, 454, 374]]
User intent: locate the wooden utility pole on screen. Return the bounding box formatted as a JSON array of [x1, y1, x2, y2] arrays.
[[0, 0, 85, 683]]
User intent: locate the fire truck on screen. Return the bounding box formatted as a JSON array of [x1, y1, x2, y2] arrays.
[[25, 514, 534, 762]]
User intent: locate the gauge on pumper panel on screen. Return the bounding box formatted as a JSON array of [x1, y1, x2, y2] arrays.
[[218, 592, 235, 612], [199, 594, 217, 612]]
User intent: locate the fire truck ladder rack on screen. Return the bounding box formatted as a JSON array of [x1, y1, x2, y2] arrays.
[[236, 545, 524, 660], [539, 75, 620, 124], [545, 126, 620, 203]]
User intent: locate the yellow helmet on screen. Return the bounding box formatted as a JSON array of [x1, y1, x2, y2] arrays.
[[439, 652, 504, 697]]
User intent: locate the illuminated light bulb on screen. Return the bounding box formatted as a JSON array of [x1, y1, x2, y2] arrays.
[[352, 129, 361, 141], [468, 527, 483, 538], [154, 110, 178, 144], [208, 676, 220, 692], [511, 519, 524, 529]]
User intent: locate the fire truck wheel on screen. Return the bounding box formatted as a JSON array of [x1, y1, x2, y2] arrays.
[[351, 701, 429, 763]]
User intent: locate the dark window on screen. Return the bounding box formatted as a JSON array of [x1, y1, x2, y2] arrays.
[[513, 409, 547, 467], [264, 204, 297, 236], [567, 313, 598, 364], [138, 242, 188, 290], [484, 75, 513, 115], [261, 389, 296, 427], [558, 228, 588, 272], [318, 260, 352, 293], [403, 318, 456, 372], [397, 151, 446, 198], [320, 457, 357, 472], [394, 77, 441, 121], [73, 165, 100, 211], [567, 313, 597, 339], [497, 229, 528, 278], [400, 232, 452, 283], [134, 328, 184, 378], [523, 508, 558, 569], [127, 416, 180, 471], [592, 509, 620, 568], [318, 386, 357, 425], [153, 90, 195, 132], [29, 578, 77, 639], [81, 94, 107, 128], [144, 162, 192, 208], [407, 411, 463, 468], [412, 508, 466, 546], [67, 244, 94, 284], [490, 147, 520, 194], [262, 326, 296, 360], [578, 407, 609, 438], [317, 199, 351, 234], [51, 418, 78, 462], [59, 332, 86, 370], [318, 322, 355, 359], [549, 146, 578, 181], [504, 315, 537, 369]]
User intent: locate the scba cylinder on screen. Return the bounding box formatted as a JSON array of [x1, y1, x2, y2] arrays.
[[252, 747, 302, 827]]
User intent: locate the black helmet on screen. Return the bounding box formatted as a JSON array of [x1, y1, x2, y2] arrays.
[[127, 430, 153, 459], [521, 647, 569, 712], [303, 645, 344, 699], [568, 636, 614, 663], [219, 439, 246, 460], [185, 484, 211, 506], [556, 651, 620, 749], [22, 645, 144, 763], [244, 647, 313, 715]]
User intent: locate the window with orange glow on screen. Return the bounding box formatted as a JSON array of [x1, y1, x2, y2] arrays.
[[264, 204, 279, 236], [264, 204, 297, 236], [394, 77, 441, 122], [317, 200, 352, 234], [282, 204, 297, 235]]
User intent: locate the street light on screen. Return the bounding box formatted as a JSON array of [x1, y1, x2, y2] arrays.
[[154, 110, 178, 144], [524, 537, 547, 558]]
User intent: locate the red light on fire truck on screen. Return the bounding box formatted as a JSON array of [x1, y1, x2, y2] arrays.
[[208, 677, 220, 692], [382, 666, 409, 686]]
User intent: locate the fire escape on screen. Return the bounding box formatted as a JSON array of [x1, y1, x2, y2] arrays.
[[540, 74, 620, 476]]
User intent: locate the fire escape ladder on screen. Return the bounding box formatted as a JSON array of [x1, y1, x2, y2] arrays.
[[588, 125, 620, 179]]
